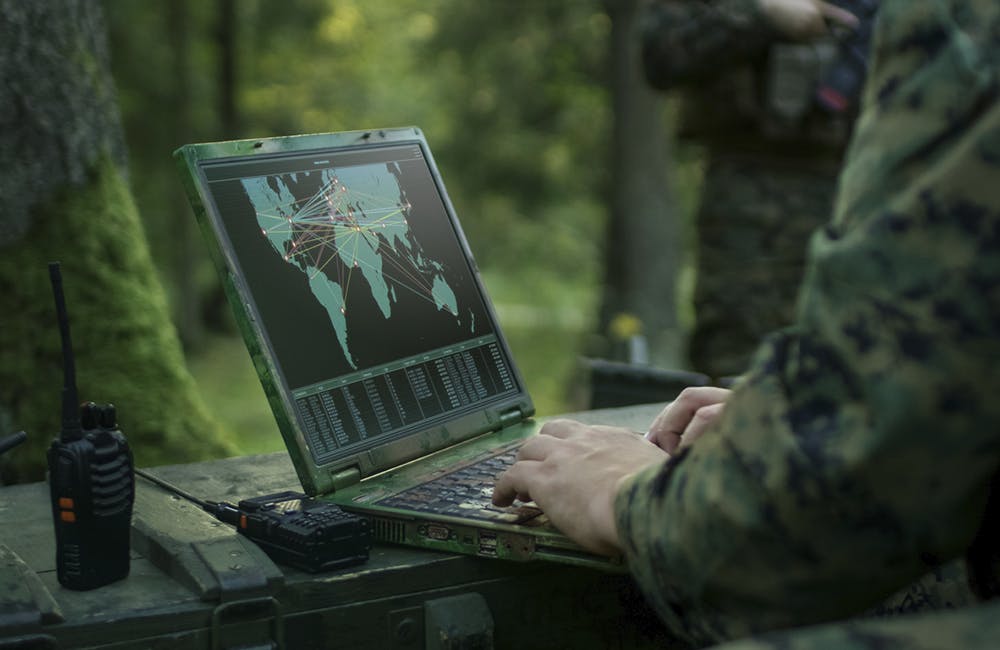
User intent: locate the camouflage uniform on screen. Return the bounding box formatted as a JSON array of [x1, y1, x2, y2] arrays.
[[642, 0, 859, 379], [618, 0, 1000, 647], [711, 600, 1000, 650]]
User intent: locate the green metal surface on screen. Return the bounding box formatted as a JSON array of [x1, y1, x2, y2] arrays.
[[424, 593, 493, 650], [0, 405, 677, 649]]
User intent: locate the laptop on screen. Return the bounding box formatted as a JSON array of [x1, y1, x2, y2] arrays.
[[174, 127, 620, 570]]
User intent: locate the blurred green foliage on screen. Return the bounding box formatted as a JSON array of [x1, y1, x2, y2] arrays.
[[104, 0, 697, 453]]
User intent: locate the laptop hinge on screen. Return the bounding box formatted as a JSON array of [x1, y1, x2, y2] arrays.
[[330, 466, 362, 491], [498, 407, 524, 429]]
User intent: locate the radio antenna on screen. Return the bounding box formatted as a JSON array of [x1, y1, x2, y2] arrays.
[[49, 262, 82, 441]]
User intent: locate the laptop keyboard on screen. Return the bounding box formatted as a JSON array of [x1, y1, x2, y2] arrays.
[[375, 444, 543, 524]]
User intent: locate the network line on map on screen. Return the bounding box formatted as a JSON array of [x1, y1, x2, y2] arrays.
[[254, 172, 455, 317]]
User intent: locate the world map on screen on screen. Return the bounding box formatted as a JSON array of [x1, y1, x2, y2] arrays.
[[240, 163, 462, 369]]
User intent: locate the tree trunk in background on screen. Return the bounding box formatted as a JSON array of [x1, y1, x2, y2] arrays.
[[168, 0, 206, 350], [0, 1, 235, 483], [600, 0, 681, 368], [217, 0, 240, 139]]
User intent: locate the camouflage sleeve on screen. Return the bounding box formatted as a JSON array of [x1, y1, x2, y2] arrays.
[[710, 600, 1000, 650], [617, 0, 1000, 646], [641, 0, 777, 89]]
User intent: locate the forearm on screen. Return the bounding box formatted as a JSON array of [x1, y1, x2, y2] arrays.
[[641, 0, 776, 89], [618, 319, 999, 644]]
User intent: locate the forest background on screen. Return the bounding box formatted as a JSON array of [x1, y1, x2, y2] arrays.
[[1, 0, 704, 475], [110, 0, 703, 455]]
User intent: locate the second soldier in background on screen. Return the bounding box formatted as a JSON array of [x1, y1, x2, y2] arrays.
[[642, 0, 877, 379]]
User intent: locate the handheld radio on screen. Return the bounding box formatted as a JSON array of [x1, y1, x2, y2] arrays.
[[135, 469, 371, 573], [47, 261, 135, 590], [206, 490, 371, 573]]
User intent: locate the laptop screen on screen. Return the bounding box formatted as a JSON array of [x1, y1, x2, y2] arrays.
[[196, 140, 522, 465]]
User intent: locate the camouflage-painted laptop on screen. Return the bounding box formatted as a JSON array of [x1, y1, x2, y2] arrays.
[[174, 128, 619, 569]]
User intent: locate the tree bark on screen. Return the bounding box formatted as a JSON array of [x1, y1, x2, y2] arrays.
[[217, 0, 240, 139], [168, 0, 206, 349], [600, 0, 682, 368], [0, 0, 235, 483]]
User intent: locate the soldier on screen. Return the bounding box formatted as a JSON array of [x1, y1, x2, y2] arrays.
[[642, 0, 876, 379], [495, 0, 1000, 646]]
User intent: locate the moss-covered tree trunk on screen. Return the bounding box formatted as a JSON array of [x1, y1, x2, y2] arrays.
[[0, 1, 234, 483]]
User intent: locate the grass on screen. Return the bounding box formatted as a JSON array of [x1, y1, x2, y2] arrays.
[[187, 335, 284, 455]]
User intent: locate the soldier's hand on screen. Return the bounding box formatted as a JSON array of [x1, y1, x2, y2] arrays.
[[758, 0, 859, 40], [492, 419, 666, 556], [645, 387, 731, 454]]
